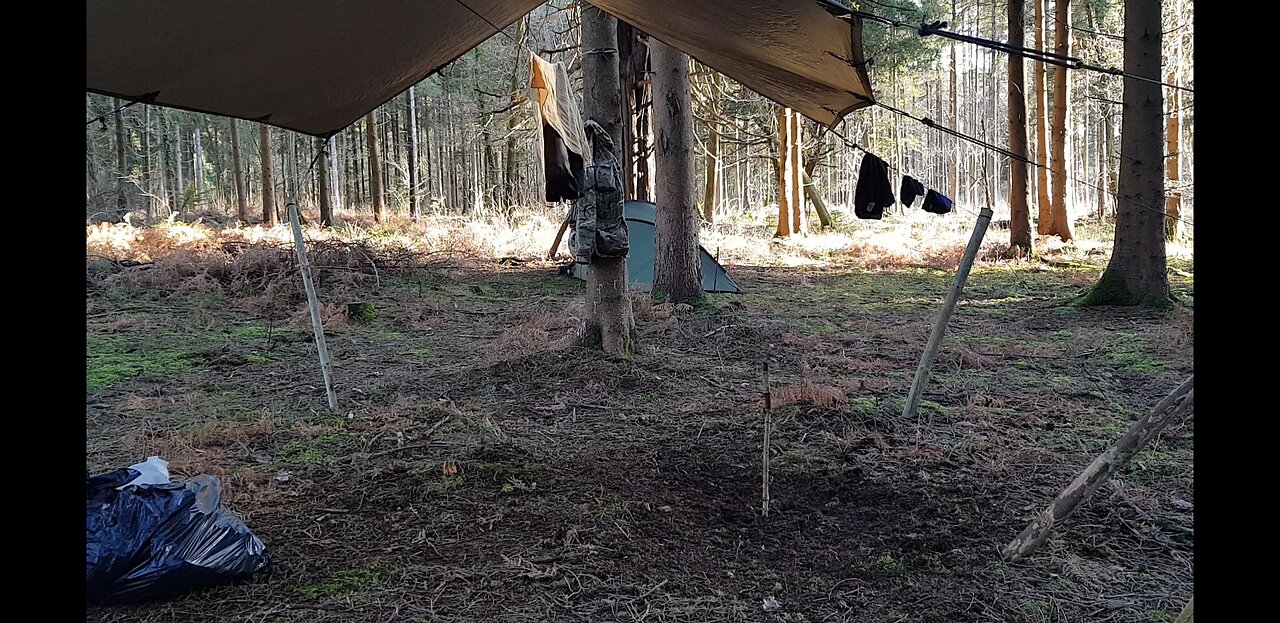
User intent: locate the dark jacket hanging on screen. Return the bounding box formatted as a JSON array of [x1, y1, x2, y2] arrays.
[[853, 152, 895, 219], [543, 125, 585, 202], [899, 175, 925, 208], [922, 189, 954, 215]]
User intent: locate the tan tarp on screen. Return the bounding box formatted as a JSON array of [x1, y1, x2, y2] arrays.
[[86, 0, 874, 137], [530, 53, 591, 165]]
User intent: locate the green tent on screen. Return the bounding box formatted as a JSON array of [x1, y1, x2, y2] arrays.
[[572, 200, 742, 294]]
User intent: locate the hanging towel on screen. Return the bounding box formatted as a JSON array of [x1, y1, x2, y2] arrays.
[[922, 189, 954, 215], [900, 175, 925, 207], [854, 153, 895, 219], [530, 54, 590, 202]]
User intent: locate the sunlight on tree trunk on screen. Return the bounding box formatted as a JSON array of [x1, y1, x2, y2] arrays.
[[366, 110, 384, 222], [581, 4, 635, 355], [1008, 0, 1034, 254], [1048, 0, 1075, 241], [230, 119, 248, 224], [318, 137, 334, 227], [1034, 0, 1052, 233], [260, 124, 276, 227], [652, 39, 703, 304], [1081, 0, 1170, 306]]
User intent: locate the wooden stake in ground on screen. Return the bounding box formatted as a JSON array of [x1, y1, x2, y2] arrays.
[[287, 202, 338, 411], [762, 361, 772, 518], [902, 207, 993, 422], [1001, 376, 1194, 562]]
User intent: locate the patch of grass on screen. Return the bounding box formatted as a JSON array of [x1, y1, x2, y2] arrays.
[[424, 476, 467, 495], [295, 563, 385, 599], [245, 353, 270, 365], [919, 399, 955, 417], [1049, 330, 1073, 341], [87, 334, 201, 393], [1107, 333, 1169, 372], [849, 396, 878, 417], [777, 448, 837, 474], [876, 554, 906, 574], [232, 325, 270, 339], [280, 434, 350, 465], [396, 347, 434, 357]]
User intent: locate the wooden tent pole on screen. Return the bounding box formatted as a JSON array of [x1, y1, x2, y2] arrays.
[[288, 201, 338, 411], [902, 207, 993, 422], [1001, 376, 1194, 562]]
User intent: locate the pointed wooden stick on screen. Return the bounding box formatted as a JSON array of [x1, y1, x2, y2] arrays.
[[903, 207, 993, 423], [762, 361, 772, 518], [1002, 376, 1194, 562], [288, 202, 338, 411]]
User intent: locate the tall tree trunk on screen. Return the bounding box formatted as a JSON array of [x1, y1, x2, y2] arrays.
[[407, 87, 421, 220], [651, 40, 703, 304], [1164, 46, 1181, 240], [503, 17, 527, 215], [141, 106, 153, 219], [193, 126, 204, 210], [1034, 0, 1052, 233], [1047, 0, 1075, 240], [949, 36, 960, 201], [260, 124, 276, 226], [788, 110, 805, 235], [1008, 0, 1034, 253], [174, 117, 185, 212], [366, 110, 385, 221], [230, 119, 248, 223], [114, 98, 128, 217], [318, 137, 334, 227], [286, 131, 298, 201], [703, 122, 719, 222], [328, 136, 342, 213], [775, 106, 792, 238], [581, 4, 636, 355], [1081, 0, 1169, 306]]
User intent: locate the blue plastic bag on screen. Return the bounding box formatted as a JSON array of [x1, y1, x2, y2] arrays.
[[86, 467, 270, 604]]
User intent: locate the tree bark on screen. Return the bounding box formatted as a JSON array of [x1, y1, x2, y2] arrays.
[[366, 110, 385, 221], [193, 126, 204, 209], [703, 122, 719, 223], [114, 98, 128, 217], [407, 86, 421, 221], [1008, 0, 1034, 253], [1164, 55, 1181, 240], [260, 124, 276, 226], [802, 169, 833, 229], [789, 110, 805, 235], [775, 106, 792, 238], [580, 4, 636, 355], [142, 106, 153, 219], [1002, 376, 1192, 561], [651, 39, 703, 304], [328, 135, 342, 213], [1047, 0, 1075, 240], [230, 119, 248, 223], [174, 118, 185, 212], [1082, 0, 1170, 306], [318, 137, 334, 227]]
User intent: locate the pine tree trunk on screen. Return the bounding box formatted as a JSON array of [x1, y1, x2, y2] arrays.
[[1081, 0, 1169, 306], [174, 118, 185, 211], [366, 110, 384, 221], [114, 98, 128, 217], [408, 87, 421, 220], [1164, 57, 1181, 240], [652, 40, 703, 304], [193, 127, 204, 210], [703, 122, 719, 223], [318, 137, 333, 227], [1034, 0, 1052, 233], [1008, 0, 1034, 253], [775, 106, 792, 238], [581, 4, 636, 355], [141, 106, 153, 219], [230, 119, 248, 223], [260, 124, 276, 226], [286, 131, 298, 202], [789, 110, 805, 235], [328, 136, 342, 213], [1048, 0, 1075, 240], [949, 42, 960, 201]]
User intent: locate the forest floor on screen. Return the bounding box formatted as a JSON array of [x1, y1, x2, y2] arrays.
[[86, 211, 1194, 622]]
